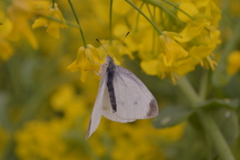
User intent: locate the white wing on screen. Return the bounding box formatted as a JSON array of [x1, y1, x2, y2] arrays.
[[86, 75, 107, 139], [112, 66, 158, 120], [102, 85, 136, 123], [87, 65, 158, 138]]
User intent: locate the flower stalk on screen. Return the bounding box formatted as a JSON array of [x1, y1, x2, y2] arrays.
[[68, 0, 87, 48], [134, 2, 145, 31], [109, 0, 113, 44], [177, 76, 235, 160], [125, 0, 163, 35], [52, 0, 55, 8], [161, 0, 194, 20]]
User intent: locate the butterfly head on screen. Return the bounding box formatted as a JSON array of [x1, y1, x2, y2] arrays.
[[95, 31, 130, 61], [106, 54, 114, 65]]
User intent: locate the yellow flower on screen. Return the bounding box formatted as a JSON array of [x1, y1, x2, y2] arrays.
[[6, 0, 39, 49], [67, 44, 100, 82], [188, 28, 220, 70], [114, 24, 142, 53], [32, 3, 68, 38], [159, 32, 188, 67], [204, 1, 221, 27], [15, 119, 68, 160], [175, 20, 211, 43], [50, 85, 75, 112], [0, 10, 14, 61], [227, 50, 240, 76], [140, 32, 190, 84], [177, 2, 199, 22], [0, 125, 10, 158]]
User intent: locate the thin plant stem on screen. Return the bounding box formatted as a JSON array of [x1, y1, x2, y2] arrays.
[[134, 2, 145, 31], [177, 76, 236, 160], [199, 71, 209, 100], [146, 2, 154, 20], [177, 76, 201, 104], [68, 0, 87, 48], [151, 6, 156, 53], [125, 0, 163, 35], [110, 0, 113, 44], [145, 0, 184, 26], [37, 14, 79, 28], [197, 111, 236, 160], [52, 0, 55, 8], [161, 0, 194, 20]]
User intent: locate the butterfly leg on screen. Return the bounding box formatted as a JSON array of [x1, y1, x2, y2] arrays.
[[87, 58, 102, 65], [84, 69, 99, 76]]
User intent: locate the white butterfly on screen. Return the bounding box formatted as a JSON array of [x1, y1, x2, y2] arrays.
[[86, 54, 159, 139]]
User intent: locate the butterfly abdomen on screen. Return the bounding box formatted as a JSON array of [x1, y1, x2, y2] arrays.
[[106, 58, 117, 113]]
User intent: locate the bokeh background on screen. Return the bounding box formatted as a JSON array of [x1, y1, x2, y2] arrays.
[[0, 0, 240, 160]]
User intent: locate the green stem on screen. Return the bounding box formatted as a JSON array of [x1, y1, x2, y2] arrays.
[[39, 14, 79, 28], [52, 0, 55, 8], [144, 0, 184, 26], [177, 76, 201, 104], [151, 6, 156, 53], [109, 0, 113, 44], [197, 111, 235, 160], [68, 0, 87, 48], [145, 2, 154, 20], [134, 2, 145, 31], [161, 0, 194, 20], [199, 71, 208, 100], [125, 0, 163, 35], [177, 76, 235, 160]]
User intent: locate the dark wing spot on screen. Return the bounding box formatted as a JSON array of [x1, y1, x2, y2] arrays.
[[134, 101, 138, 105], [147, 99, 158, 118]]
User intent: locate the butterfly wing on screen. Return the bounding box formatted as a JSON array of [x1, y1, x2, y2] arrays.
[[87, 64, 158, 138], [112, 66, 158, 120], [102, 85, 136, 122], [86, 75, 107, 139]]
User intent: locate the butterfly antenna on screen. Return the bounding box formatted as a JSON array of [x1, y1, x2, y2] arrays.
[[96, 38, 109, 55], [113, 31, 130, 57]]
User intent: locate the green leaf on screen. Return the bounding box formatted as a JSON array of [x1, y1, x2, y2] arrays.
[[153, 106, 192, 129], [209, 108, 239, 145], [195, 98, 239, 109]]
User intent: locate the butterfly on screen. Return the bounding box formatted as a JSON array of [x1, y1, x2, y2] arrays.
[[86, 53, 159, 139]]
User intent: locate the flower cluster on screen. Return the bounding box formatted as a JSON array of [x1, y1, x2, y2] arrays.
[[67, 0, 221, 84], [123, 0, 221, 83]]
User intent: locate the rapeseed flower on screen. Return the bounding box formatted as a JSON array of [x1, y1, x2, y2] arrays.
[[141, 32, 189, 84], [177, 2, 199, 22], [67, 44, 101, 82], [32, 3, 68, 38], [159, 33, 188, 67], [227, 50, 240, 76], [6, 0, 38, 49], [0, 10, 13, 61]]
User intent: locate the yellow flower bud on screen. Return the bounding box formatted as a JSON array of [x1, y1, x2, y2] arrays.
[[227, 51, 240, 76]]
